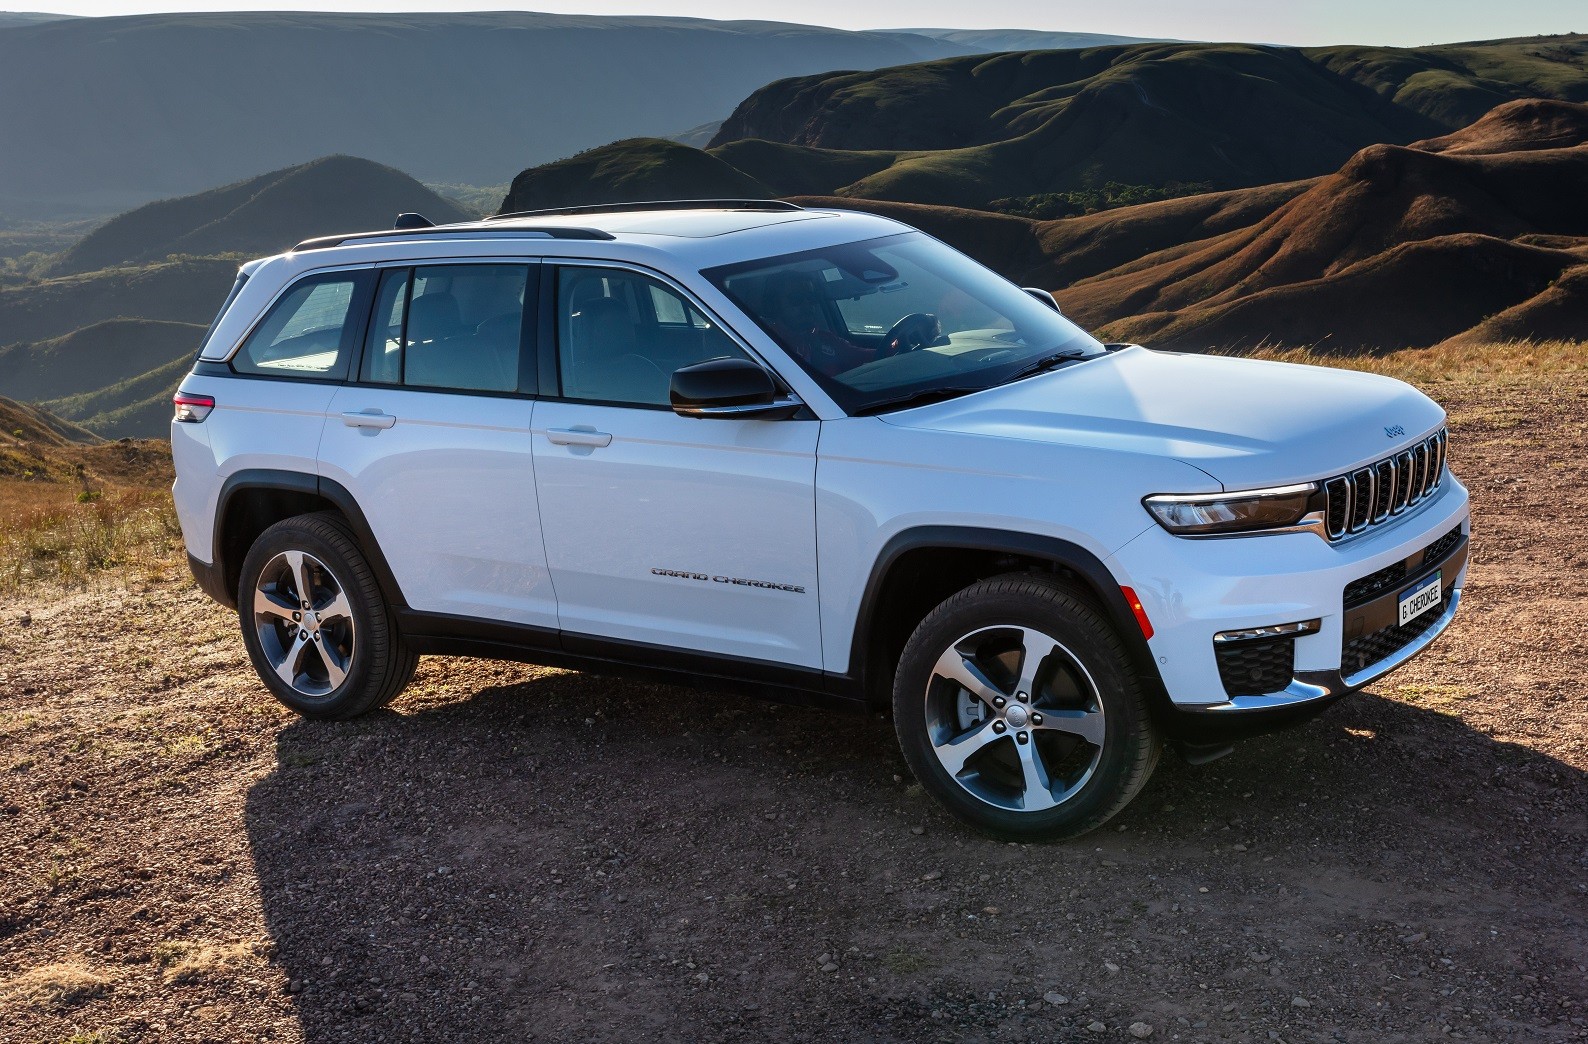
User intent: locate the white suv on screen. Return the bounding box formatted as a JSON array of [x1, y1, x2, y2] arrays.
[[171, 201, 1469, 839]]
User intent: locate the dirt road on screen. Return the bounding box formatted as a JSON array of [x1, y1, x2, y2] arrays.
[[2, 373, 1585, 1043]]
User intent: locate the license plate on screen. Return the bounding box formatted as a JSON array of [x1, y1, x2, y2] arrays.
[[1398, 574, 1442, 626]]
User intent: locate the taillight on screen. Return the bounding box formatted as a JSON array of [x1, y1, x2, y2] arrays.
[[173, 392, 214, 423]]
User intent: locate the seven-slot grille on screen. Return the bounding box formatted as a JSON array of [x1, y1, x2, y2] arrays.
[[1322, 429, 1447, 540]]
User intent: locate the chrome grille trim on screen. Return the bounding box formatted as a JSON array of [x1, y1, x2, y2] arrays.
[[1349, 467, 1374, 531], [1372, 459, 1394, 521], [1321, 428, 1447, 542], [1393, 451, 1414, 512]]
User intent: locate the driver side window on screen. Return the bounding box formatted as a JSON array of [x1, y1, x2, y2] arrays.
[[554, 266, 748, 407]]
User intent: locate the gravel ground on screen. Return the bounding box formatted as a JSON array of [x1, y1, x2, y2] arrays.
[[1, 375, 1585, 1044]]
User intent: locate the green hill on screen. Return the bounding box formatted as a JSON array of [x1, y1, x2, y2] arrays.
[[0, 319, 204, 402], [53, 156, 471, 276], [4, 153, 507, 438], [0, 258, 237, 348], [702, 36, 1588, 207], [501, 140, 771, 214], [42, 353, 195, 440]]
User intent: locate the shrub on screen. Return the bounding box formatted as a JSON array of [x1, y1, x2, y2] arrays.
[[0, 488, 180, 593]]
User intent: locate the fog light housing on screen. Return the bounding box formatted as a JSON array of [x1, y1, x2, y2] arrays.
[[1213, 619, 1321, 644], [1211, 619, 1320, 700]]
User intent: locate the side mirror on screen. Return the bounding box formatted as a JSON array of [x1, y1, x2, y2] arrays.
[[1023, 287, 1062, 313], [670, 358, 801, 420]]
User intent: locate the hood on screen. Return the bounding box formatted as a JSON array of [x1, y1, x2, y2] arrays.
[[878, 346, 1446, 490]]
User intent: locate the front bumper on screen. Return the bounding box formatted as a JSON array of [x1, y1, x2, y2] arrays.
[[1108, 473, 1470, 739]]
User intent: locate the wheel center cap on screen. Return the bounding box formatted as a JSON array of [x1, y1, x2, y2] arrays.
[[302, 611, 320, 633], [1005, 705, 1030, 728]]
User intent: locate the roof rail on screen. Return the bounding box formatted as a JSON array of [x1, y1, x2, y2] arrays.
[[486, 199, 803, 222], [290, 224, 616, 253]]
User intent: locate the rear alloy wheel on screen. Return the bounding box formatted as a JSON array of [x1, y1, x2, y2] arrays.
[[237, 512, 416, 719], [252, 549, 356, 699], [893, 574, 1160, 840]]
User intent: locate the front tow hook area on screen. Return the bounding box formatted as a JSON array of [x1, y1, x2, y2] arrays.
[[1173, 740, 1235, 765]]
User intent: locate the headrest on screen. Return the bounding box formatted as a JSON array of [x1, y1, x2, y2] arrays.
[[408, 292, 462, 338]]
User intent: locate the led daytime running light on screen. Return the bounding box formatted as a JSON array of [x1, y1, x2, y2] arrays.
[[1143, 482, 1316, 536]]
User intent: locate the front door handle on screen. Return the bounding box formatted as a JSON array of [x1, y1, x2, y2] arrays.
[[342, 410, 397, 430], [546, 427, 613, 448]]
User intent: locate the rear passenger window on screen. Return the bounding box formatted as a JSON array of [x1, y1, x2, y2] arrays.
[[361, 264, 531, 394], [233, 273, 365, 379]]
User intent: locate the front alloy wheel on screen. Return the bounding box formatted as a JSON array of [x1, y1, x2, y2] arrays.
[[894, 573, 1160, 840], [927, 625, 1107, 813]]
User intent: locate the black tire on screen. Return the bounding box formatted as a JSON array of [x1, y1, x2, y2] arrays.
[[892, 573, 1160, 840], [237, 511, 416, 720]]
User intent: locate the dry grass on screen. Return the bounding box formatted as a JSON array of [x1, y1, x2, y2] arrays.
[[0, 486, 181, 594], [153, 940, 261, 984], [1226, 339, 1585, 386], [0, 962, 113, 1010]]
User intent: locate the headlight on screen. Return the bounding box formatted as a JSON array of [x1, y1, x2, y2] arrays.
[[1143, 483, 1317, 535]]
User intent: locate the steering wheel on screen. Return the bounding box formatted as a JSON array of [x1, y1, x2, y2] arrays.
[[885, 312, 942, 356]]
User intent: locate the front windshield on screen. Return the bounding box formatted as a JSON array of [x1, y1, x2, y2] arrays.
[[703, 232, 1104, 414]]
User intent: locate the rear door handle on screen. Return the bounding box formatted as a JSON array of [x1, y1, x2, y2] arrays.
[[546, 427, 613, 448], [341, 410, 397, 430]]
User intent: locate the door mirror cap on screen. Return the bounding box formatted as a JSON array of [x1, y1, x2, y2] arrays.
[[1023, 287, 1062, 313], [670, 358, 800, 419]]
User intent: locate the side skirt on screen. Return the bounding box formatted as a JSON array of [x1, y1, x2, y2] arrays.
[[394, 608, 870, 714]]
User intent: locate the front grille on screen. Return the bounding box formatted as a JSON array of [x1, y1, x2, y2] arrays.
[[1322, 429, 1447, 539], [1343, 561, 1407, 607], [1215, 638, 1295, 698], [1422, 525, 1463, 567], [1340, 582, 1452, 676], [1341, 524, 1463, 607]]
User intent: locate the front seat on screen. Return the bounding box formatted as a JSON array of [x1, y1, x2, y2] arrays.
[[569, 298, 666, 403]]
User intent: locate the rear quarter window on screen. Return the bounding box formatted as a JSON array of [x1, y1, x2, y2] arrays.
[[230, 272, 370, 380]]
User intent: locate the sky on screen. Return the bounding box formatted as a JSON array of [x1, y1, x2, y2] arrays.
[[15, 0, 1585, 47]]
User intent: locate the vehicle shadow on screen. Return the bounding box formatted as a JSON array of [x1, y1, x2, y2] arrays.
[[244, 667, 1588, 1043]]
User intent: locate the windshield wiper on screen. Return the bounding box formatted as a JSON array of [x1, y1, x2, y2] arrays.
[[1002, 349, 1091, 384], [852, 386, 984, 416]]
